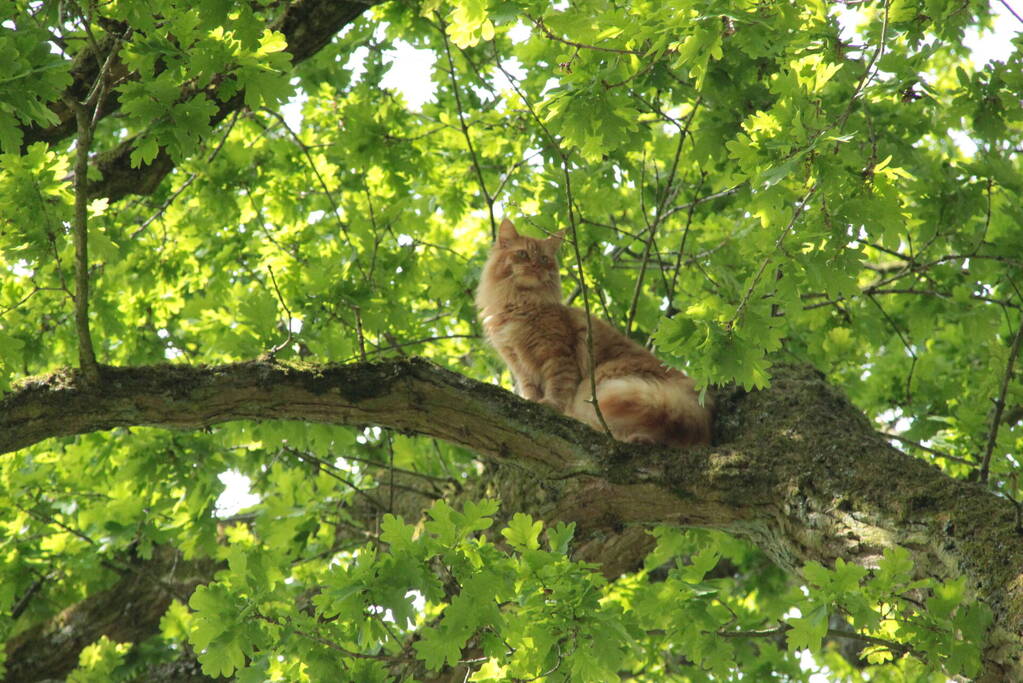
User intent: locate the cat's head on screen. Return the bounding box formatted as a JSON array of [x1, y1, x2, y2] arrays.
[[489, 218, 565, 291]]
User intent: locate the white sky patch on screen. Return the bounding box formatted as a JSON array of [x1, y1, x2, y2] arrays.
[[834, 3, 1018, 158], [356, 425, 383, 444], [540, 77, 561, 96], [522, 146, 544, 171], [493, 56, 527, 93], [216, 470, 261, 517], [10, 259, 33, 277], [507, 21, 532, 44], [833, 4, 1018, 67], [954, 3, 1019, 155], [798, 650, 833, 682], [280, 83, 308, 130], [878, 407, 913, 434], [381, 40, 437, 111], [344, 45, 370, 82], [964, 3, 1020, 66], [832, 4, 868, 49]]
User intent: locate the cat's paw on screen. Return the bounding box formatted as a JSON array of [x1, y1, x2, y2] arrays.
[[537, 397, 565, 412], [519, 385, 543, 401]]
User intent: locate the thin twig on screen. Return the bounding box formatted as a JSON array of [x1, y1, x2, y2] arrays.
[[997, 0, 1023, 25], [803, 287, 1023, 312], [667, 172, 706, 304], [562, 163, 614, 437], [885, 433, 973, 466], [255, 613, 395, 661], [834, 0, 891, 137], [63, 15, 130, 383], [132, 110, 239, 240], [386, 432, 396, 513], [260, 108, 367, 278], [11, 574, 49, 620], [489, 50, 613, 436], [625, 99, 700, 334], [353, 307, 368, 362], [0, 286, 62, 318], [281, 448, 432, 512], [979, 313, 1023, 483], [298, 447, 454, 485], [867, 294, 917, 401], [727, 185, 816, 331], [527, 14, 642, 55], [267, 266, 293, 356], [339, 334, 478, 364], [436, 16, 496, 238], [717, 622, 916, 658], [658, 182, 745, 221]]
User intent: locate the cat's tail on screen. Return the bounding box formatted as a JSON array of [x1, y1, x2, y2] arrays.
[[569, 374, 713, 448]]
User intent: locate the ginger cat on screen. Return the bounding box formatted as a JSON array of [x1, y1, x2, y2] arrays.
[[476, 218, 712, 448]]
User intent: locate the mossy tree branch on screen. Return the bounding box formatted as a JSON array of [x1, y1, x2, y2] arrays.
[[2, 358, 1021, 679]]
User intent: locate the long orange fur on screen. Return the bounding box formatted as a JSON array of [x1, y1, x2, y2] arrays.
[[476, 219, 713, 448]]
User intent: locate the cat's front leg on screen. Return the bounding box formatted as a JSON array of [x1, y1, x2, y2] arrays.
[[516, 378, 543, 401], [500, 347, 543, 401], [536, 358, 580, 413]]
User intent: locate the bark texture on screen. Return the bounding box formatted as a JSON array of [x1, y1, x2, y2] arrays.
[[2, 358, 1021, 679], [4, 546, 219, 683]]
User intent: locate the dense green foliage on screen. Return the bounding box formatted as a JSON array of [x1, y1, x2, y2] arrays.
[[1, 0, 1021, 680]]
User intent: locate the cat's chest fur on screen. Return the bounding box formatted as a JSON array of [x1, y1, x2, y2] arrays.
[[482, 303, 570, 351]]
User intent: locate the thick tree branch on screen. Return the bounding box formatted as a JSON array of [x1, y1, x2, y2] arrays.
[[1, 359, 1021, 680], [4, 546, 219, 683]]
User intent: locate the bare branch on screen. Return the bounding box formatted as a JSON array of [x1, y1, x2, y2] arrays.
[[980, 314, 1023, 483], [727, 185, 816, 332], [435, 16, 496, 239]]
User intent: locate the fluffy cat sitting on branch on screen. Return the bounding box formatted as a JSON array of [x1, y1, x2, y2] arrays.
[[476, 219, 712, 448]]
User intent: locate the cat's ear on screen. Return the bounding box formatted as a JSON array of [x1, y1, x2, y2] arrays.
[[549, 228, 567, 249], [497, 218, 519, 246]]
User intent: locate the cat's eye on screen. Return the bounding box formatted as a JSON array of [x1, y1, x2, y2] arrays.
[[516, 250, 528, 259], [540, 255, 550, 265]]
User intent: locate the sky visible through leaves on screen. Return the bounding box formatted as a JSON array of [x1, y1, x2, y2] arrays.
[[2, 0, 1022, 679], [208, 4, 1023, 517]]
